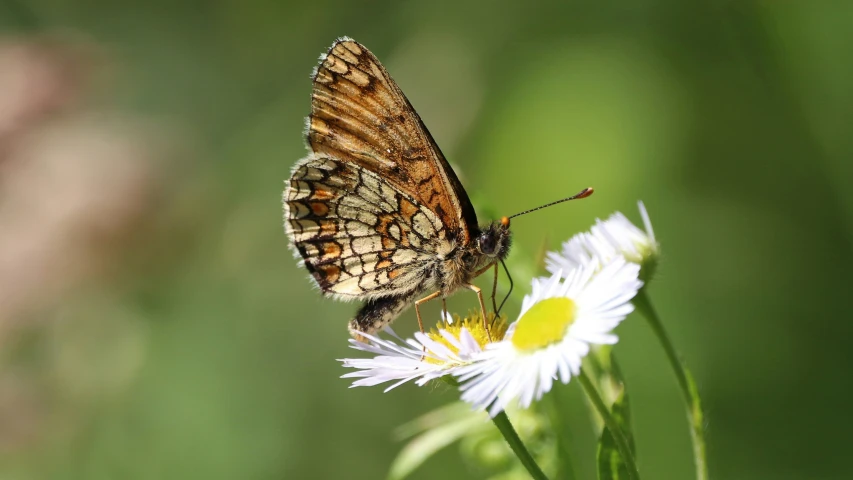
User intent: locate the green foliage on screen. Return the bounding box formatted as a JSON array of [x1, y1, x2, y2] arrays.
[[389, 403, 487, 480], [592, 353, 636, 480], [390, 402, 558, 480]]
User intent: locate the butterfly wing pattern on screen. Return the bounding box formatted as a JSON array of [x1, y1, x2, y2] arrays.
[[284, 37, 511, 338], [287, 156, 445, 297]]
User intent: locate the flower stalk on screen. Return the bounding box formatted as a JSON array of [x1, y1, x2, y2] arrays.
[[491, 410, 550, 480], [633, 289, 708, 480]]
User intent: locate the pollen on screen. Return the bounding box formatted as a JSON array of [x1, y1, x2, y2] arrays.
[[511, 297, 576, 351], [423, 311, 508, 363]]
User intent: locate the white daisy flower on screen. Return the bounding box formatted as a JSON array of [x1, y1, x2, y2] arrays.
[[455, 258, 642, 416], [339, 314, 508, 391], [546, 201, 659, 281]]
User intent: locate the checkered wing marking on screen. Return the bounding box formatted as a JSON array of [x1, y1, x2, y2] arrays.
[[308, 38, 478, 244], [285, 155, 445, 298]]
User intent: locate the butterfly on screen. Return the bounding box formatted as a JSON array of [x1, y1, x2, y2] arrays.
[[283, 37, 591, 340]]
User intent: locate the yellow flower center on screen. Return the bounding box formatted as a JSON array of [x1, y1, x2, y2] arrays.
[[511, 297, 576, 351], [424, 311, 508, 364]]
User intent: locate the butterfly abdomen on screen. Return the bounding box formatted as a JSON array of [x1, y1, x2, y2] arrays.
[[349, 293, 415, 339]]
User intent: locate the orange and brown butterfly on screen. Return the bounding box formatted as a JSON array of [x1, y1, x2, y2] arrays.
[[283, 37, 589, 340]]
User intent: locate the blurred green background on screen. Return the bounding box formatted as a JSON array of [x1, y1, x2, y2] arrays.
[[1, 1, 851, 479]]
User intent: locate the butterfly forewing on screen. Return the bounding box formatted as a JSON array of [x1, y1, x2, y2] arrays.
[[308, 38, 478, 244]]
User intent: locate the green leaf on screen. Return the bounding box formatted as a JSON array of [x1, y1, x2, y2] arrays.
[[594, 353, 637, 480]]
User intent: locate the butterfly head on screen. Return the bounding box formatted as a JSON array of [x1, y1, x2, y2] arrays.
[[475, 216, 512, 260], [471, 187, 594, 266]]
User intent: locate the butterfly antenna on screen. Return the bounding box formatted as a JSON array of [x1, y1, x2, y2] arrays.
[[508, 187, 594, 220], [496, 259, 513, 316]]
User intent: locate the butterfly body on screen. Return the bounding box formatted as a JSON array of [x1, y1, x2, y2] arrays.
[[284, 37, 511, 338]]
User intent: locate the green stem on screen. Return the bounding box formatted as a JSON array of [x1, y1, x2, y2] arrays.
[[577, 372, 640, 480], [633, 289, 708, 480], [491, 410, 550, 480]]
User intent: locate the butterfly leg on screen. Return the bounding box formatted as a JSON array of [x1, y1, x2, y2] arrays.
[[464, 284, 492, 342], [490, 263, 499, 313], [414, 291, 442, 334]]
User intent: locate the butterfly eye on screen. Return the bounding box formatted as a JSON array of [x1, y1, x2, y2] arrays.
[[478, 232, 497, 255]]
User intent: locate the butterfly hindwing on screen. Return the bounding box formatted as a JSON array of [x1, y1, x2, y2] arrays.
[[285, 155, 445, 299]]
